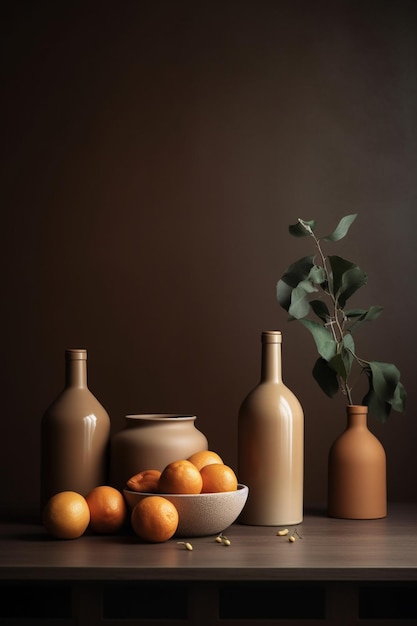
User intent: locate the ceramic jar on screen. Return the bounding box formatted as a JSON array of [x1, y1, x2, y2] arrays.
[[327, 405, 387, 519], [110, 414, 208, 491]]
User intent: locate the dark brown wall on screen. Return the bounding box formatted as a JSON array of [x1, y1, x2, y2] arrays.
[[2, 0, 417, 510]]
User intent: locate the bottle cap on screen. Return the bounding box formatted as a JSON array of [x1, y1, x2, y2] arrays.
[[65, 349, 87, 360], [262, 331, 282, 343]]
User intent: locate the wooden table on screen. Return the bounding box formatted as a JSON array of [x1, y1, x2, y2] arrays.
[[1, 503, 417, 625]]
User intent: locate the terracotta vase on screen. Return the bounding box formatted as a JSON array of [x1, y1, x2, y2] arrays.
[[327, 405, 387, 519], [238, 330, 304, 526], [110, 414, 208, 491]]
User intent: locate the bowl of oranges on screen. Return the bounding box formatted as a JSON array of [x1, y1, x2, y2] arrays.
[[123, 450, 249, 538]]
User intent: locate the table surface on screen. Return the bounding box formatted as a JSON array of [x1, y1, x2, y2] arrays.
[[1, 503, 417, 583]]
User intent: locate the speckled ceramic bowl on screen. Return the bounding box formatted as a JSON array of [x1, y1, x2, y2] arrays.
[[123, 484, 249, 537]]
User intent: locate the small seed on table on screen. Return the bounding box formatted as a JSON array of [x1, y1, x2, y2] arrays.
[[277, 528, 289, 536], [216, 533, 231, 546]]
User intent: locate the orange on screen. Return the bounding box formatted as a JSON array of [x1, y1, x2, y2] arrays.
[[85, 485, 127, 534], [187, 450, 224, 471], [158, 459, 203, 494], [131, 495, 179, 542], [42, 491, 90, 539], [200, 463, 238, 493], [126, 469, 161, 493]]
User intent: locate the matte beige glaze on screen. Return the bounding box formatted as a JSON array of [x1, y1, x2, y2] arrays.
[[238, 331, 304, 526], [327, 405, 387, 519], [110, 414, 208, 491], [40, 349, 111, 507]]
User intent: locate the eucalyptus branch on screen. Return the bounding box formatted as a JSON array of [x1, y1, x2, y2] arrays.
[[342, 382, 353, 405], [276, 214, 407, 422], [308, 226, 344, 343]]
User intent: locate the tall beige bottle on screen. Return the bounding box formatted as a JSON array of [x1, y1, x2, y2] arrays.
[[41, 349, 111, 507], [238, 331, 304, 526]]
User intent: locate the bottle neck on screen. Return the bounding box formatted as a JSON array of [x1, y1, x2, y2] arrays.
[[260, 331, 282, 383], [346, 405, 368, 428], [65, 349, 88, 388]]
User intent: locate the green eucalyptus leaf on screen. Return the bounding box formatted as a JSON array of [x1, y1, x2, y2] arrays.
[[344, 308, 368, 318], [391, 381, 407, 412], [328, 256, 367, 307], [347, 305, 384, 333], [326, 335, 354, 382], [361, 305, 383, 321], [276, 256, 315, 311], [298, 319, 337, 361], [308, 265, 326, 285], [327, 255, 355, 298], [280, 256, 316, 288], [322, 214, 357, 242], [338, 267, 368, 308], [363, 375, 406, 421], [310, 299, 331, 323], [299, 278, 319, 294], [312, 357, 339, 397], [341, 334, 355, 377], [276, 280, 293, 313], [289, 218, 317, 237], [287, 265, 327, 319], [345, 306, 383, 320], [363, 386, 392, 423], [288, 283, 315, 318], [342, 333, 355, 353], [328, 352, 347, 380], [369, 361, 401, 402]]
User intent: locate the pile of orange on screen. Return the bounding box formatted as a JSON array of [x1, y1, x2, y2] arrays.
[[126, 450, 238, 496], [42, 450, 239, 545], [126, 450, 239, 543]]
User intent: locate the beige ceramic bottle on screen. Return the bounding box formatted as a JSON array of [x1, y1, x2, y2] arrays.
[[41, 349, 111, 507], [238, 331, 304, 526]]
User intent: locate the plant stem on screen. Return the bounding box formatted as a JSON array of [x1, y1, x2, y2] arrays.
[[345, 385, 353, 404], [311, 233, 345, 343], [307, 223, 354, 402]]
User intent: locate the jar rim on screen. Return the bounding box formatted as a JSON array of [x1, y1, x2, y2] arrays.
[[125, 414, 196, 421], [347, 405, 368, 414]]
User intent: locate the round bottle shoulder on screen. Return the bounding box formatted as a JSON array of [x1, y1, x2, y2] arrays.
[[239, 381, 303, 412]]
